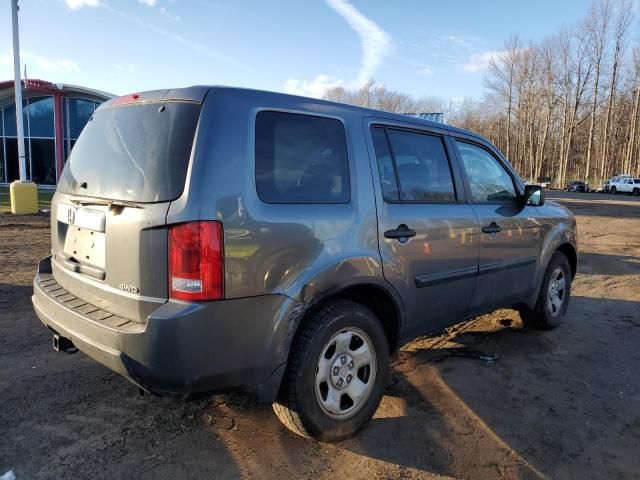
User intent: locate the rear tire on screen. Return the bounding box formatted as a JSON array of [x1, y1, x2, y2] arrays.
[[273, 300, 389, 441], [633, 188, 639, 196], [518, 252, 572, 330]]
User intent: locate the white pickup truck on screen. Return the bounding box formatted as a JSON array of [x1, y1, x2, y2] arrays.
[[609, 177, 640, 195]]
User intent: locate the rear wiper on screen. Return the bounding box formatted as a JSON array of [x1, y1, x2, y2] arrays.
[[68, 197, 144, 209]]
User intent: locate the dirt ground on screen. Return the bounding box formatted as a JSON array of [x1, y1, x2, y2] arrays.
[[1, 191, 639, 480]]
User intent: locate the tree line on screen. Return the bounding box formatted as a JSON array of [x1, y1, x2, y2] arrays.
[[323, 0, 640, 187]]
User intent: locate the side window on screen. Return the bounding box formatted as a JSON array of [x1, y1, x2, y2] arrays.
[[455, 140, 517, 203], [386, 129, 456, 202], [370, 127, 399, 201], [255, 111, 350, 204]]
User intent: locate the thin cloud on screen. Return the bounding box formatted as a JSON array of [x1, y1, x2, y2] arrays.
[[65, 0, 100, 9], [1, 50, 81, 73], [326, 0, 392, 85], [417, 67, 433, 76], [62, 1, 244, 72], [461, 50, 505, 73], [284, 75, 344, 97], [103, 4, 252, 73], [160, 7, 181, 22], [284, 0, 391, 98], [442, 34, 474, 50], [113, 63, 138, 73]]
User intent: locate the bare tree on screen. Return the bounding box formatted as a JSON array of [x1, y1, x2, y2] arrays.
[[583, 0, 612, 183], [600, 0, 633, 181], [485, 36, 522, 161], [320, 1, 639, 188]]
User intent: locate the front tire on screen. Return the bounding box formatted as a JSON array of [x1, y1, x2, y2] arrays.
[[611, 187, 617, 195], [518, 252, 572, 330], [273, 300, 389, 441]]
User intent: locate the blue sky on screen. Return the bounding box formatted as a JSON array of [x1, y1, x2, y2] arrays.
[[0, 0, 601, 100]]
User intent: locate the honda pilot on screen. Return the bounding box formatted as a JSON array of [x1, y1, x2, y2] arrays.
[[32, 86, 578, 441]]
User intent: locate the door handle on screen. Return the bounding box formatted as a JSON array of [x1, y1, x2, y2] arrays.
[[384, 224, 416, 240], [482, 222, 502, 234]]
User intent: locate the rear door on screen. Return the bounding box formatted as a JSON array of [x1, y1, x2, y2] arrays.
[[366, 121, 479, 338], [50, 92, 203, 323], [451, 138, 540, 313]]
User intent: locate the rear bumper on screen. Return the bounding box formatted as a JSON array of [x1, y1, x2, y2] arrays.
[[32, 256, 294, 401]]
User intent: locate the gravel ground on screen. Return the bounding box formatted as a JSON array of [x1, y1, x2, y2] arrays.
[[1, 191, 639, 479]]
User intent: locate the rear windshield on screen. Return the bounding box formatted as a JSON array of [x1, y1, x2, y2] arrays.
[[58, 101, 201, 203]]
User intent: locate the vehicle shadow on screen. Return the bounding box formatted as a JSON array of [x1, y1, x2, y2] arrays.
[[337, 296, 640, 478], [6, 275, 640, 479], [578, 252, 640, 276], [0, 282, 246, 480], [338, 318, 550, 479], [205, 313, 555, 479]]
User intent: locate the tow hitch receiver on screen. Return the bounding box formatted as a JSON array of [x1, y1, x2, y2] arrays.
[[52, 334, 79, 354]]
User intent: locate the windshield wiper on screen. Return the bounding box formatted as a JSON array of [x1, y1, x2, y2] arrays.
[[68, 197, 144, 209]]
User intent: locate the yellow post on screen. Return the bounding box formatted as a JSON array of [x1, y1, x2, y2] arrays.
[[10, 181, 38, 214]]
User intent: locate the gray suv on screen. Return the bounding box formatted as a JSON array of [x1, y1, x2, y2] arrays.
[[32, 86, 577, 441]]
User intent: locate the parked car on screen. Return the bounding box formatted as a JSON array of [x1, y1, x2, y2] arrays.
[[602, 179, 611, 193], [610, 177, 640, 195], [537, 176, 553, 188], [609, 175, 634, 194], [566, 181, 588, 192], [32, 86, 578, 441]]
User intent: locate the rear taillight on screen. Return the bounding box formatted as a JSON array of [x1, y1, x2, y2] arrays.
[[168, 221, 224, 301]]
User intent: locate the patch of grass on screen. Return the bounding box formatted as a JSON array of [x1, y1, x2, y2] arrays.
[[0, 185, 54, 214]]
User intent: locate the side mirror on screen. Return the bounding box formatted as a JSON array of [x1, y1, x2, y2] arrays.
[[523, 184, 545, 206]]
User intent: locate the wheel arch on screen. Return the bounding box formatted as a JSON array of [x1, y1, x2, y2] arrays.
[[263, 280, 403, 403], [299, 282, 404, 354], [527, 221, 578, 310], [556, 242, 577, 279]]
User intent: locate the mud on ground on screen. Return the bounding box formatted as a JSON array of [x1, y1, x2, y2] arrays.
[[1, 191, 639, 479]]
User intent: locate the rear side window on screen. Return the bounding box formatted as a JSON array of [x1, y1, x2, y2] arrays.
[[255, 111, 350, 204], [58, 101, 200, 203], [370, 127, 399, 201], [380, 128, 456, 202]]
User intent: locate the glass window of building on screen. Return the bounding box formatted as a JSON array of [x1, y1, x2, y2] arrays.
[[1, 94, 102, 184], [28, 96, 55, 138], [64, 98, 100, 162]]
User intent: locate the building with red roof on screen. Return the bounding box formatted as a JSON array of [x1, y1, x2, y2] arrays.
[[0, 79, 113, 185]]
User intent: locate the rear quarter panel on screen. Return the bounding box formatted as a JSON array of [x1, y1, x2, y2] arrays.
[[167, 88, 390, 304]]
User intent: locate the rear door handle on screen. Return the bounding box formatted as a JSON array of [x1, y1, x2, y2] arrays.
[[384, 224, 416, 241], [482, 222, 502, 234]]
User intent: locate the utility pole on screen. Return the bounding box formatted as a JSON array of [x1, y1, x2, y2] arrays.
[[9, 0, 38, 214], [12, 0, 26, 182]]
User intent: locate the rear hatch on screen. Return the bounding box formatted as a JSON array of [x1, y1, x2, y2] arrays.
[[49, 88, 205, 323]]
